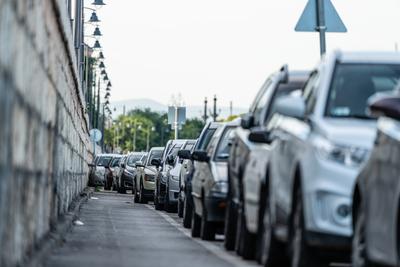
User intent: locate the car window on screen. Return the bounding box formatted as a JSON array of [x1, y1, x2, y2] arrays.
[[97, 156, 112, 166], [184, 142, 195, 151], [253, 79, 274, 126], [196, 128, 216, 150], [147, 150, 162, 166], [326, 64, 400, 118], [111, 157, 121, 167], [215, 127, 236, 161], [127, 154, 143, 167]]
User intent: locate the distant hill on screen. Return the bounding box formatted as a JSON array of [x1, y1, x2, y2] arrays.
[[111, 98, 247, 120]]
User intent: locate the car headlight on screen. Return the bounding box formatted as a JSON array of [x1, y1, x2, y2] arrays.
[[170, 175, 179, 181], [144, 174, 155, 182], [313, 136, 369, 167], [210, 182, 228, 195]]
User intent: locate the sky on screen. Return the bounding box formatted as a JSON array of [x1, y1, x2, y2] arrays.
[[89, 0, 400, 109]]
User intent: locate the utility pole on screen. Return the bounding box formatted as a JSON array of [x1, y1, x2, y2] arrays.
[[96, 77, 100, 128], [203, 97, 208, 123], [230, 101, 233, 117], [174, 106, 179, 139], [213, 95, 218, 122], [316, 0, 327, 56]]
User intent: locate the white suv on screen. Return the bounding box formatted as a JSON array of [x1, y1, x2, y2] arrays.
[[264, 51, 400, 266]]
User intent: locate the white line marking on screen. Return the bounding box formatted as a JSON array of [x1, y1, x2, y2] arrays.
[[145, 204, 259, 267]]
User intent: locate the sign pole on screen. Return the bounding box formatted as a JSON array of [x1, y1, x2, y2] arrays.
[[317, 0, 327, 56], [174, 106, 178, 140]]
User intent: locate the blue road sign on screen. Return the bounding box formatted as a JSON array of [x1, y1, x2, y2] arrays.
[[295, 0, 347, 33]]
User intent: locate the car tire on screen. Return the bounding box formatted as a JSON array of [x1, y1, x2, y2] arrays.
[[235, 202, 256, 259], [139, 181, 148, 204], [200, 202, 216, 241], [164, 182, 173, 213], [191, 207, 201, 238], [352, 205, 376, 267], [258, 190, 287, 266], [133, 181, 139, 203], [289, 188, 327, 267], [224, 199, 237, 251], [178, 198, 184, 218], [183, 195, 192, 228]]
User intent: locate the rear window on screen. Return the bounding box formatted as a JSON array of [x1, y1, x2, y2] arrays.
[[147, 150, 162, 166], [196, 129, 216, 150], [97, 156, 112, 166], [111, 157, 121, 167], [215, 127, 236, 161], [128, 154, 144, 167]]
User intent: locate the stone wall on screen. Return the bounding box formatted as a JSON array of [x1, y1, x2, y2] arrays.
[[0, 1, 92, 266]]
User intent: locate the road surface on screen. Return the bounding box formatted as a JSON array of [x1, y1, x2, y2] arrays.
[[44, 191, 258, 267]]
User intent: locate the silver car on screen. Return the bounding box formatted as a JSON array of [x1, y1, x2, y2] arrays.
[[264, 51, 400, 266], [352, 92, 400, 267], [191, 121, 239, 240]]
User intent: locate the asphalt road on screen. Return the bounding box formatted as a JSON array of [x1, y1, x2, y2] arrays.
[[44, 191, 258, 267]]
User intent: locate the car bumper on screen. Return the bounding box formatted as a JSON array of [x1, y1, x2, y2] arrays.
[[204, 195, 227, 222], [121, 176, 133, 189], [303, 153, 357, 240], [167, 178, 180, 204]]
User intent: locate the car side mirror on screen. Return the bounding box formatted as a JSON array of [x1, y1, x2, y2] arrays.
[[275, 95, 305, 119], [177, 150, 191, 160], [151, 158, 161, 167], [167, 155, 175, 165], [192, 151, 209, 162], [88, 163, 95, 167], [121, 163, 126, 168], [135, 161, 144, 168], [248, 128, 271, 144], [240, 113, 254, 129], [369, 95, 400, 120]]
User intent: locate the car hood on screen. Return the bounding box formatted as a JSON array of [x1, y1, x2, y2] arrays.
[[145, 166, 157, 175], [316, 118, 377, 149], [210, 161, 228, 182]]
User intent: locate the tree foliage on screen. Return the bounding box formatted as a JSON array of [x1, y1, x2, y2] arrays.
[[104, 109, 205, 153]]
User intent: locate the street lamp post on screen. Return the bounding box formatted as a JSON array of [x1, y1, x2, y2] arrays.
[[146, 126, 155, 152]]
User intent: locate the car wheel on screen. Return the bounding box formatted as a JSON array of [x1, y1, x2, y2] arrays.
[[200, 202, 216, 241], [191, 207, 201, 238], [139, 181, 148, 204], [182, 195, 192, 228], [133, 181, 139, 203], [290, 189, 326, 267], [164, 182, 173, 213], [178, 198, 184, 218], [258, 191, 287, 266], [224, 199, 237, 251], [235, 202, 256, 259], [154, 183, 163, 210], [352, 206, 375, 267]]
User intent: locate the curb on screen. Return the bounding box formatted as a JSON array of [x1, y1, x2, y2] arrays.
[[23, 187, 94, 267]]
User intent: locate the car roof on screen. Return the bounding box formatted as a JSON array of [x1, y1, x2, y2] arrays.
[[328, 50, 400, 64]]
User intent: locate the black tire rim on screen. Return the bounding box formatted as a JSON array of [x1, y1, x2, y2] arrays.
[[261, 202, 272, 265], [291, 196, 303, 267], [352, 211, 367, 267]]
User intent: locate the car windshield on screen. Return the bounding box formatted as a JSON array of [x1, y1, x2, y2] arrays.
[[147, 150, 162, 166], [184, 142, 195, 151], [326, 63, 400, 119], [196, 129, 216, 150], [127, 154, 143, 167], [97, 156, 112, 166], [215, 127, 235, 161], [110, 157, 121, 167]]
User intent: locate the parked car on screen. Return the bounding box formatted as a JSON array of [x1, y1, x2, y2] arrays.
[[161, 140, 196, 212], [117, 152, 146, 194], [178, 122, 221, 228], [88, 155, 101, 186], [90, 154, 114, 187], [191, 120, 239, 240], [105, 155, 122, 190], [226, 67, 310, 261], [177, 140, 197, 218], [134, 147, 163, 203], [261, 51, 400, 266], [154, 140, 186, 210], [116, 155, 128, 193], [352, 92, 400, 267]]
